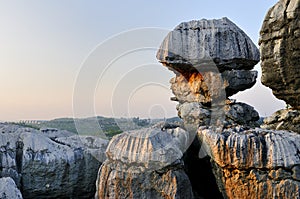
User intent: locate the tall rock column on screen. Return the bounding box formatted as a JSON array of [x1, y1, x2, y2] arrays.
[[158, 16, 300, 199], [157, 17, 260, 133], [260, 0, 300, 134]]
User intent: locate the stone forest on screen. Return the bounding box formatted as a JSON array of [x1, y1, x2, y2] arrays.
[[0, 0, 299, 198]]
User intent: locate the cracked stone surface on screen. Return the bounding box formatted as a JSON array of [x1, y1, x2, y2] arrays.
[[198, 126, 300, 199], [95, 125, 193, 199], [262, 108, 300, 134], [260, 0, 300, 109], [0, 123, 108, 199]]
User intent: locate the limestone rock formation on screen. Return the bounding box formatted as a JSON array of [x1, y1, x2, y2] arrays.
[[262, 108, 300, 133], [157, 14, 300, 198], [96, 125, 193, 199], [157, 17, 259, 106], [199, 126, 300, 199], [0, 123, 108, 199], [260, 0, 300, 108], [0, 177, 23, 199], [157, 17, 260, 71]]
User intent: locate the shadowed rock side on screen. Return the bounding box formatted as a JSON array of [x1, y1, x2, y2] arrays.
[[260, 0, 300, 109], [95, 125, 193, 199], [199, 127, 300, 199], [0, 123, 108, 199]]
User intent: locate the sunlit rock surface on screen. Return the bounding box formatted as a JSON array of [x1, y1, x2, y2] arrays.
[[96, 125, 193, 199], [199, 126, 300, 199]]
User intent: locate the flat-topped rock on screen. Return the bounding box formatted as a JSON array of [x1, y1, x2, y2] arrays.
[[260, 0, 300, 108], [157, 17, 260, 72]]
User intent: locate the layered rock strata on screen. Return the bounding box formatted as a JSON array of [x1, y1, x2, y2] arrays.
[[260, 0, 300, 109], [0, 123, 108, 199], [95, 125, 193, 199]]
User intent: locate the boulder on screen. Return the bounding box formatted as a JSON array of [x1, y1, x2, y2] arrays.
[[260, 0, 300, 108], [0, 177, 23, 199], [0, 123, 108, 199], [96, 125, 193, 199], [262, 108, 300, 133], [199, 126, 300, 199]]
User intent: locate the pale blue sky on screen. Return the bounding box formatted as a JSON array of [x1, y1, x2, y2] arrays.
[[0, 0, 284, 121]]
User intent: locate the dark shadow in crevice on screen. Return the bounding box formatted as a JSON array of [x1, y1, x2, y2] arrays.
[[183, 137, 224, 199]]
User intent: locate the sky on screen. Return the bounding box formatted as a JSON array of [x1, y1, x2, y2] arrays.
[[0, 0, 285, 121]]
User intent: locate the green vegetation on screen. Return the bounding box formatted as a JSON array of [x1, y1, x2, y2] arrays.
[[13, 116, 181, 139]]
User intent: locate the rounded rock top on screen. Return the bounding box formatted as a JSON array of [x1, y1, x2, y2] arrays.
[[105, 125, 190, 172], [157, 17, 260, 72]]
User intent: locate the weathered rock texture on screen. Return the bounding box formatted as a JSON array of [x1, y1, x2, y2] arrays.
[[0, 123, 108, 199], [157, 18, 261, 198], [157, 17, 260, 71], [157, 17, 260, 105], [199, 127, 300, 199], [260, 0, 300, 109], [0, 177, 23, 199], [262, 108, 300, 133], [96, 125, 193, 199]]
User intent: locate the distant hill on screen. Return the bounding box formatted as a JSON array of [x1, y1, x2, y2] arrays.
[[14, 116, 181, 138]]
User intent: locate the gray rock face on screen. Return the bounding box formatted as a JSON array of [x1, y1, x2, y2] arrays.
[[260, 0, 300, 109], [178, 101, 259, 132], [157, 17, 260, 71], [199, 126, 300, 199], [0, 177, 23, 199], [0, 123, 108, 199], [262, 109, 300, 133], [157, 17, 259, 104], [96, 125, 193, 199]]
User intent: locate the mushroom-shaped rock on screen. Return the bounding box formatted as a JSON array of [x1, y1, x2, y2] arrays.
[[157, 18, 259, 101], [157, 17, 260, 72], [260, 0, 300, 109]]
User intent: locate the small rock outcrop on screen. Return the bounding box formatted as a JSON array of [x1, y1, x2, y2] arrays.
[[0, 177, 23, 199], [0, 123, 108, 199], [95, 125, 193, 199], [260, 0, 300, 108], [262, 108, 300, 133]]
